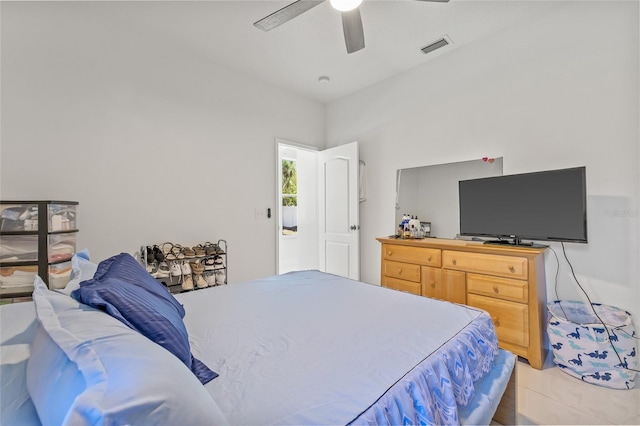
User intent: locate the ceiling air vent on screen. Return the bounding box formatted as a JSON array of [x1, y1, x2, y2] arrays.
[[420, 36, 452, 55]]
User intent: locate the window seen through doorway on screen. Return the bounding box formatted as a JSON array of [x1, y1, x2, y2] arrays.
[[281, 159, 298, 235]]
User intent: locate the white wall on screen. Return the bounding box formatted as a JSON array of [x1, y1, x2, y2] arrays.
[[327, 1, 640, 323], [0, 2, 325, 283]]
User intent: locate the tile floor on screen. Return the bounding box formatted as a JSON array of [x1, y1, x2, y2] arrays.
[[516, 357, 640, 425]]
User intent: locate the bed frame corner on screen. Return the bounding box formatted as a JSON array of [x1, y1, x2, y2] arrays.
[[492, 362, 517, 425]]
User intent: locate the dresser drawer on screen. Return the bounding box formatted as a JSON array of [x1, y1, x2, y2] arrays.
[[467, 273, 528, 303], [381, 276, 421, 296], [442, 250, 527, 280], [467, 294, 529, 348], [383, 244, 441, 267], [383, 260, 421, 282], [422, 267, 466, 304]]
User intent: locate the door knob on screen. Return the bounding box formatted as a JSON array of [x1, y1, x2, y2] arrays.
[[350, 225, 357, 230]]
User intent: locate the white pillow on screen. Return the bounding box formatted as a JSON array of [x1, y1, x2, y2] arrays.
[[55, 249, 97, 296], [27, 276, 228, 426]]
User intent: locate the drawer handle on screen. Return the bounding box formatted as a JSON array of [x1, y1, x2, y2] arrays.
[[387, 251, 392, 256], [430, 280, 436, 289], [451, 259, 457, 266], [508, 265, 515, 273], [397, 269, 402, 275], [493, 286, 500, 294], [427, 256, 432, 262], [492, 316, 500, 327]]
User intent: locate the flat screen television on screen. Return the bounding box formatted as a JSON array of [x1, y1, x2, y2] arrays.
[[459, 166, 587, 246]]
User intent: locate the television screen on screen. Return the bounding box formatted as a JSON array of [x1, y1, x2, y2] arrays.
[[459, 166, 587, 245]]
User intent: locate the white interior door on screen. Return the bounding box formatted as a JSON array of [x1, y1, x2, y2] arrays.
[[318, 141, 359, 280]]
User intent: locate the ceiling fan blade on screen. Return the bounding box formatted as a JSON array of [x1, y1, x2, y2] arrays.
[[342, 8, 365, 54], [254, 0, 325, 31]]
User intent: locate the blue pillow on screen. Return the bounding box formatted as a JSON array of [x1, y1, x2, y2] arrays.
[[90, 251, 185, 317], [71, 253, 217, 384]]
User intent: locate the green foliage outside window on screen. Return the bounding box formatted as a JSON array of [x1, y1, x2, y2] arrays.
[[282, 197, 297, 207], [282, 160, 298, 207]]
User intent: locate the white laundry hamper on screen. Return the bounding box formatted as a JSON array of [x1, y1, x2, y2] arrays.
[[547, 300, 638, 390]]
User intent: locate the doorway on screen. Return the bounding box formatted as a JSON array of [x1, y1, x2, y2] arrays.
[[276, 140, 360, 279], [277, 142, 319, 274]]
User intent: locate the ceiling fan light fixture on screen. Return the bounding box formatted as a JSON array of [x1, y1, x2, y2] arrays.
[[329, 0, 363, 12]]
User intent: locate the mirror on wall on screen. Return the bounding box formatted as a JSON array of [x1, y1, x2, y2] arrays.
[[395, 157, 503, 239]]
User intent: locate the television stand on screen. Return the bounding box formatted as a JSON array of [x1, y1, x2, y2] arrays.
[[484, 238, 548, 248]]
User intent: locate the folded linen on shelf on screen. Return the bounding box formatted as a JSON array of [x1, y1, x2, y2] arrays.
[[0, 269, 37, 288], [48, 265, 72, 289], [48, 243, 75, 262]]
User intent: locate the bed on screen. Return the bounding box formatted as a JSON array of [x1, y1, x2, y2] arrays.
[[1, 253, 516, 425]]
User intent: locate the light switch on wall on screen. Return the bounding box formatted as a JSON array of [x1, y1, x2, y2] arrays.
[[255, 208, 267, 220]]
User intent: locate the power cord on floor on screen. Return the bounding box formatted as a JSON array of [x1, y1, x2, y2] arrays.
[[550, 242, 639, 374]]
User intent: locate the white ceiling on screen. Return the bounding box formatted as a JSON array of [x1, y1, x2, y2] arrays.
[[76, 0, 564, 104]]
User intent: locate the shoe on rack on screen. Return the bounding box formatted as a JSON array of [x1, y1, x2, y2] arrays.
[[181, 261, 192, 276], [195, 274, 207, 289], [215, 270, 226, 285], [191, 262, 207, 288], [151, 265, 162, 279], [172, 245, 185, 260], [170, 261, 182, 277], [204, 272, 217, 287], [156, 262, 170, 278], [202, 256, 216, 270], [163, 242, 177, 261], [203, 242, 216, 256], [182, 274, 194, 291], [153, 245, 165, 262], [160, 242, 174, 256], [190, 262, 204, 275], [193, 245, 206, 258], [146, 246, 154, 263], [183, 247, 195, 258]]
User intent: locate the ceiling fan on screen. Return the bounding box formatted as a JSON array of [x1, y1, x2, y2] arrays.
[[254, 0, 450, 54]]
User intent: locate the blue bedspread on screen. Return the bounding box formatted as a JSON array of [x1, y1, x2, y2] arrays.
[[351, 313, 498, 425], [180, 270, 502, 425]]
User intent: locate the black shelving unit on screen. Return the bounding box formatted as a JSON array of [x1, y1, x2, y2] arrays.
[[0, 200, 78, 298]]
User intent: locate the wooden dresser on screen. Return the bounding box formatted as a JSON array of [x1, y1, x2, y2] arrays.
[[377, 237, 548, 369]]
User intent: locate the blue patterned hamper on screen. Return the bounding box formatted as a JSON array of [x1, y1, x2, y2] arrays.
[[547, 300, 638, 390]]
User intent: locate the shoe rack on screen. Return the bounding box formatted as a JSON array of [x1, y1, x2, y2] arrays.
[[0, 200, 79, 299], [140, 240, 227, 294]]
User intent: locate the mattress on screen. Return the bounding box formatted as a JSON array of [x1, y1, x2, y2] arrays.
[[177, 270, 506, 425], [1, 270, 513, 425]]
